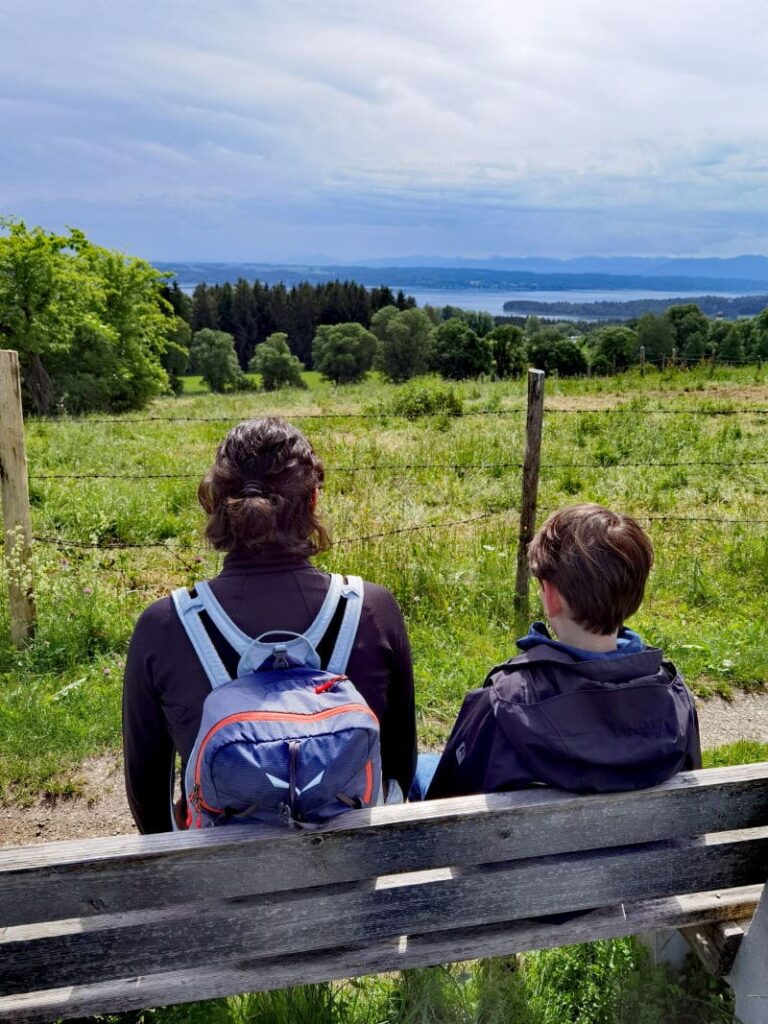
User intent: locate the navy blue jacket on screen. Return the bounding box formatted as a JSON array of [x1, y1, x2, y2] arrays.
[[426, 641, 701, 799]]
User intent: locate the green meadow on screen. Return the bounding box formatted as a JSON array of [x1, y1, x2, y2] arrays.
[[1, 364, 767, 802]]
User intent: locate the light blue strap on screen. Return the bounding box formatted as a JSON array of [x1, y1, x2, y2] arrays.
[[195, 580, 253, 655], [171, 587, 232, 690], [238, 631, 321, 674], [303, 573, 345, 649], [327, 576, 364, 675]]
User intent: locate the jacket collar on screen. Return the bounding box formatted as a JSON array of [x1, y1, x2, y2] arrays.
[[217, 546, 315, 578], [499, 641, 669, 684]]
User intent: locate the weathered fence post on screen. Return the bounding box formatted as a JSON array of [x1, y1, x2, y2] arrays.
[[727, 884, 768, 1024], [0, 350, 36, 644], [514, 369, 545, 621], [640, 345, 646, 376]]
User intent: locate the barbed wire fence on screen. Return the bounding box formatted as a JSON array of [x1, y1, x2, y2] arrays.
[[3, 355, 768, 641]]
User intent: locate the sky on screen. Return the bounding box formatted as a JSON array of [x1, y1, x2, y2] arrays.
[[2, 0, 768, 262]]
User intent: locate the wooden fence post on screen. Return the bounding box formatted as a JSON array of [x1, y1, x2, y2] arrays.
[[640, 345, 646, 376], [0, 350, 36, 644], [514, 369, 545, 621]]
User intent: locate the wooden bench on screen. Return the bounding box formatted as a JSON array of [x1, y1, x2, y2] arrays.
[[1, 762, 767, 1024]]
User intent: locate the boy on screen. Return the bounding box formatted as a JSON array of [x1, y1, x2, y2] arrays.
[[425, 503, 701, 799]]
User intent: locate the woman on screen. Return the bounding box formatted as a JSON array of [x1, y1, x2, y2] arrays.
[[123, 417, 416, 833]]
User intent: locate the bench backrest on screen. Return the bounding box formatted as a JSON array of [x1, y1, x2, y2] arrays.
[[1, 763, 767, 1023]]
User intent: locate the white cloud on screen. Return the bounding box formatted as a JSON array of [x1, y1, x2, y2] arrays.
[[2, 0, 768, 256]]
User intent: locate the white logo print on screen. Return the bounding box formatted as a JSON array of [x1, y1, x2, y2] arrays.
[[265, 770, 325, 796], [456, 742, 467, 765]]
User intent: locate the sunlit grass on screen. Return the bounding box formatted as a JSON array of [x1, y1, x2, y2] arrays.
[[2, 365, 767, 799]]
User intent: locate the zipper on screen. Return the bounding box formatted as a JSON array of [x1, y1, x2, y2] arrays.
[[194, 703, 379, 815]]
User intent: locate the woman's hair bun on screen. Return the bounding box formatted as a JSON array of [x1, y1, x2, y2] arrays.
[[198, 418, 329, 556]]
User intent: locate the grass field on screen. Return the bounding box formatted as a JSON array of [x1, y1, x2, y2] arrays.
[[1, 364, 767, 802]]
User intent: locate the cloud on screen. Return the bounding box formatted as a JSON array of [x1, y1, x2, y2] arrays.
[[2, 0, 768, 258]]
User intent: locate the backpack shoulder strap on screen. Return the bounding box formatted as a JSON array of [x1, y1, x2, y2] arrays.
[[171, 587, 232, 690], [326, 575, 365, 675]]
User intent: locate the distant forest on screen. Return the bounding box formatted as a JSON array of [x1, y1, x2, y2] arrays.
[[155, 261, 768, 295], [503, 293, 768, 321], [164, 279, 417, 369]]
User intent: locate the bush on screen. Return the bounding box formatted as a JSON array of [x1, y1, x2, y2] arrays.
[[387, 378, 463, 419], [249, 332, 306, 391]]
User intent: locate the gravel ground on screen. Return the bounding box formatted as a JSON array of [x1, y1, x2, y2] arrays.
[[1, 692, 767, 848]]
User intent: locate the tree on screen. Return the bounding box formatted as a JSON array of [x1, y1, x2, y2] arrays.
[[589, 325, 638, 372], [312, 322, 377, 384], [750, 309, 768, 360], [0, 219, 172, 413], [189, 328, 245, 392], [635, 313, 674, 362], [528, 328, 588, 376], [665, 304, 710, 361], [249, 332, 306, 390], [432, 319, 493, 380], [371, 306, 433, 382], [486, 325, 527, 378], [709, 320, 744, 363], [161, 317, 190, 395]]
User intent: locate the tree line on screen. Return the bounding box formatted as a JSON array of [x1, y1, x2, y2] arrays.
[[3, 221, 768, 414]]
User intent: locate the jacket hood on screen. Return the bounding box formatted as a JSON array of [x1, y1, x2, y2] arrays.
[[487, 643, 696, 793]]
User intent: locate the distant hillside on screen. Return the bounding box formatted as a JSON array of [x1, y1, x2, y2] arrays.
[[156, 261, 768, 294], [502, 293, 768, 321]]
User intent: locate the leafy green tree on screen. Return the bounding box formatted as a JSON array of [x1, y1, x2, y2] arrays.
[[189, 328, 246, 392], [665, 304, 710, 361], [312, 322, 377, 384], [486, 325, 527, 378], [750, 308, 768, 359], [371, 306, 433, 382], [635, 313, 674, 362], [249, 332, 306, 390], [432, 318, 493, 379], [589, 325, 638, 372], [160, 317, 190, 395], [525, 315, 542, 338], [441, 306, 495, 337], [0, 219, 172, 413], [709, 320, 744, 362], [528, 328, 588, 376]]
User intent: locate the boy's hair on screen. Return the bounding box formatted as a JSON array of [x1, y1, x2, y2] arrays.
[[527, 504, 654, 635]]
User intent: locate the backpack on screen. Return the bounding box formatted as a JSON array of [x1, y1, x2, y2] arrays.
[[171, 574, 383, 828]]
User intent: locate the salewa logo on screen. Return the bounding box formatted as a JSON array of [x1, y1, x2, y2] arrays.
[[456, 742, 467, 765], [265, 770, 325, 796]]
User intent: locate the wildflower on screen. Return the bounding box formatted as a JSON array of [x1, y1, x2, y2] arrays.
[[103, 667, 111, 676], [83, 586, 93, 595]]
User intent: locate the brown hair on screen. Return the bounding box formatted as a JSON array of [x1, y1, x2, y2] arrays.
[[198, 418, 331, 556], [527, 503, 654, 634]]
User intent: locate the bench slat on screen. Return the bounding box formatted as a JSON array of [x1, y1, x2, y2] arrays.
[[0, 885, 760, 1024], [3, 828, 767, 996], [1, 763, 767, 928]]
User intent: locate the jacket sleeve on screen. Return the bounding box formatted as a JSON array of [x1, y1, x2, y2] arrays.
[[377, 592, 417, 796], [686, 695, 703, 770], [426, 687, 497, 799], [122, 604, 175, 834]]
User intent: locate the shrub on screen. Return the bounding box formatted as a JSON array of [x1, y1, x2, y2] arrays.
[[388, 378, 463, 420]]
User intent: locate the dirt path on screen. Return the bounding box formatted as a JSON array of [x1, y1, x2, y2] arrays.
[[1, 692, 767, 848]]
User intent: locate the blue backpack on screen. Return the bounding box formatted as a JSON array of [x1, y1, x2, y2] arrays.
[[172, 574, 382, 828]]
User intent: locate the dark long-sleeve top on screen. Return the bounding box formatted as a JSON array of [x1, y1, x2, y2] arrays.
[[123, 548, 416, 834]]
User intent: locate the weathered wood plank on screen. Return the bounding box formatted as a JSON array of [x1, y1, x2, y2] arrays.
[[681, 919, 747, 976], [728, 881, 768, 1024], [0, 886, 760, 1024], [1, 763, 767, 928], [2, 828, 767, 996]]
